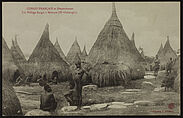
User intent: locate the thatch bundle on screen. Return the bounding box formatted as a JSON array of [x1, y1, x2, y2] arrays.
[[90, 62, 131, 87], [86, 3, 145, 85], [27, 23, 71, 82]]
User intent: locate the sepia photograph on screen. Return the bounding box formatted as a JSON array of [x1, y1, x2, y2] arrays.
[[2, 1, 181, 116]]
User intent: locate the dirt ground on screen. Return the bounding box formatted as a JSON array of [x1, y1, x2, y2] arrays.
[[13, 71, 180, 116]]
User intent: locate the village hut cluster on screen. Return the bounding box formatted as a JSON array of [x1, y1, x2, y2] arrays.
[[156, 36, 178, 70], [2, 3, 180, 116]]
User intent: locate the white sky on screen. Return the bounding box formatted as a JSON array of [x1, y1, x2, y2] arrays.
[[2, 2, 180, 59]]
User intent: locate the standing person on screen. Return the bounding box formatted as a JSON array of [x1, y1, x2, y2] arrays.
[[13, 69, 20, 84], [153, 55, 160, 79], [43, 73, 47, 82], [166, 58, 174, 75], [71, 54, 89, 110]]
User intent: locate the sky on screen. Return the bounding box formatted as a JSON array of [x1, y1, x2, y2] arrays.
[[2, 2, 180, 59]]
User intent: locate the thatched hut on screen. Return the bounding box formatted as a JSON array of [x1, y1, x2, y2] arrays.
[[87, 3, 145, 87], [2, 37, 19, 81], [2, 37, 23, 116], [10, 35, 26, 63], [10, 36, 27, 74], [156, 36, 177, 69], [54, 37, 67, 63], [66, 37, 82, 64], [27, 23, 70, 82]]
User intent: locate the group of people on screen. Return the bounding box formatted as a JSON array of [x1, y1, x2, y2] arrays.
[[37, 58, 89, 113], [14, 73, 32, 86], [153, 55, 175, 91], [14, 71, 59, 86]]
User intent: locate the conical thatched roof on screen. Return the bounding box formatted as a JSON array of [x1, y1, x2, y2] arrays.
[[54, 37, 67, 62], [28, 24, 67, 64], [157, 43, 163, 56], [158, 36, 177, 65], [3, 37, 24, 81], [87, 3, 144, 65], [11, 37, 26, 64], [87, 3, 145, 83], [82, 45, 87, 57], [131, 33, 145, 59], [14, 35, 26, 61], [2, 37, 18, 73], [163, 36, 177, 58], [81, 45, 88, 62], [66, 37, 82, 64], [27, 23, 70, 81]]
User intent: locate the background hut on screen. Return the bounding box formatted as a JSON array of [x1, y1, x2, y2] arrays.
[[27, 23, 70, 82], [10, 36, 27, 74], [10, 35, 26, 63], [2, 37, 19, 82], [156, 36, 177, 69], [2, 37, 23, 116], [66, 37, 82, 64], [86, 3, 145, 87]]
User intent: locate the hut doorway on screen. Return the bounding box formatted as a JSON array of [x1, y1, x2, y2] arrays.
[[52, 71, 59, 83], [13, 69, 20, 83]]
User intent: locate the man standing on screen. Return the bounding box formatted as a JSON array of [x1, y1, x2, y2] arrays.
[[166, 58, 174, 75], [153, 55, 160, 79], [71, 53, 89, 110]]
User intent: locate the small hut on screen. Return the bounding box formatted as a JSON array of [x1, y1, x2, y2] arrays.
[[156, 36, 177, 69], [66, 37, 82, 64], [87, 3, 145, 87], [27, 23, 70, 82], [2, 37, 23, 116]]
